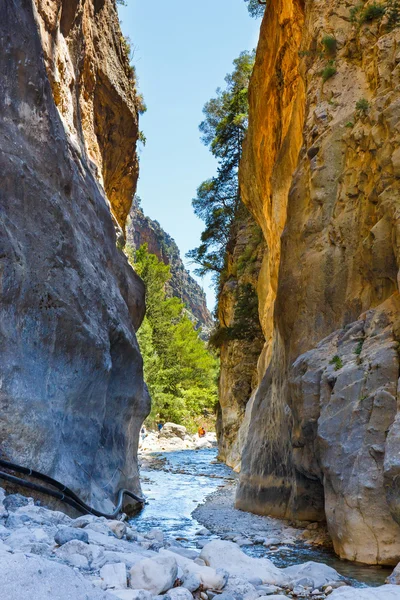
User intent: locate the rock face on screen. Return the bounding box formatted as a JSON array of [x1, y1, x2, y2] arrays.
[[217, 0, 400, 565], [216, 209, 265, 470], [0, 0, 150, 511], [126, 199, 213, 335]]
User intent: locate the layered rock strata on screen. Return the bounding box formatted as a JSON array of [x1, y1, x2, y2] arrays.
[[217, 0, 400, 565], [0, 0, 149, 512]]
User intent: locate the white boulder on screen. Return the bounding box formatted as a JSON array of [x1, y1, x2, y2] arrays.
[[0, 552, 113, 600], [283, 561, 343, 588], [200, 540, 288, 586], [160, 549, 226, 590], [107, 521, 127, 539], [100, 562, 127, 590], [330, 585, 400, 599], [129, 554, 178, 594], [159, 423, 187, 440]]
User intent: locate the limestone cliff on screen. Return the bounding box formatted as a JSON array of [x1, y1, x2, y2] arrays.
[[219, 0, 400, 565], [215, 208, 265, 470], [0, 0, 149, 512], [126, 198, 213, 335]]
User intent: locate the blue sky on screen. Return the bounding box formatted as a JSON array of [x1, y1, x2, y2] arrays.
[[118, 1, 261, 311]]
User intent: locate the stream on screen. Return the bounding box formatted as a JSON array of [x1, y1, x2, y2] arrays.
[[130, 448, 391, 590]]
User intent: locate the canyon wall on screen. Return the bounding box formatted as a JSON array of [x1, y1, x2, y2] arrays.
[[220, 0, 400, 564], [126, 198, 213, 335], [0, 0, 149, 512]]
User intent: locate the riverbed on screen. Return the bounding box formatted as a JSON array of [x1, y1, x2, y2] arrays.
[[131, 448, 391, 589]]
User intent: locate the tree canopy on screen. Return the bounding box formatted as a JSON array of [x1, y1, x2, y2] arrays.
[[187, 51, 255, 285], [127, 244, 218, 429], [244, 0, 266, 18]]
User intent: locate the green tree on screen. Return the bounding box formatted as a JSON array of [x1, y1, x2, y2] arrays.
[[127, 244, 218, 429], [187, 51, 255, 283], [244, 0, 266, 18]]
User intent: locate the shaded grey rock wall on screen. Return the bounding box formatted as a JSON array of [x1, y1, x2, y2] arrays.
[[0, 0, 150, 512]]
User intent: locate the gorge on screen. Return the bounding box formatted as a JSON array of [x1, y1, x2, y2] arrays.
[[1, 0, 400, 598]]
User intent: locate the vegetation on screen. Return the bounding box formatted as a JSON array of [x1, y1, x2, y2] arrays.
[[244, 0, 266, 18], [321, 61, 337, 82], [355, 340, 364, 355], [350, 1, 386, 24], [386, 0, 400, 28], [360, 2, 386, 22], [209, 283, 263, 349], [126, 244, 218, 430], [330, 355, 344, 371], [187, 50, 255, 285], [321, 35, 337, 56], [356, 97, 370, 113]]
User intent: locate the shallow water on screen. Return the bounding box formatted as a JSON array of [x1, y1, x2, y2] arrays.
[[130, 448, 391, 589]]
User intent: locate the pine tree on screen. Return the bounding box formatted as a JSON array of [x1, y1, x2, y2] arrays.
[[187, 51, 255, 283], [127, 244, 218, 428]]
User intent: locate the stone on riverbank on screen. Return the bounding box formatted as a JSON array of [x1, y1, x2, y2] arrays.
[[200, 540, 288, 586], [160, 423, 187, 440], [283, 561, 343, 589], [161, 549, 227, 590], [55, 526, 89, 546], [330, 586, 400, 599], [129, 555, 178, 594], [0, 553, 114, 600]]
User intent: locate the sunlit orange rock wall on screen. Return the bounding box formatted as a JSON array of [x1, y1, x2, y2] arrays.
[[232, 0, 400, 565]]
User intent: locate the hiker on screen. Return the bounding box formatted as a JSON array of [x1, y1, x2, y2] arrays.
[[198, 425, 206, 438]]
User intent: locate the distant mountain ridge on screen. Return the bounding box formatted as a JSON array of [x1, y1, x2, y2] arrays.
[[126, 198, 213, 335]]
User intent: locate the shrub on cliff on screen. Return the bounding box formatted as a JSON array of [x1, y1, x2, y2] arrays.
[[127, 244, 218, 429]]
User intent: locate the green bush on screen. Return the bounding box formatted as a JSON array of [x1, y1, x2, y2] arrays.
[[322, 61, 337, 82], [360, 2, 386, 22], [354, 340, 364, 355], [330, 355, 343, 371], [321, 35, 337, 55], [356, 97, 370, 112], [386, 0, 400, 29]]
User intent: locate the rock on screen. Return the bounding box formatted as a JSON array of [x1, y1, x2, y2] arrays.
[[56, 540, 104, 570], [329, 586, 400, 599], [283, 561, 342, 589], [387, 563, 400, 584], [0, 0, 149, 513], [221, 576, 258, 600], [3, 494, 33, 512], [129, 555, 178, 594], [256, 586, 281, 595], [182, 572, 201, 592], [107, 521, 127, 540], [211, 595, 235, 600], [0, 552, 113, 600], [145, 528, 164, 542], [55, 526, 89, 546], [196, 528, 211, 536], [160, 550, 226, 590], [159, 423, 187, 440], [164, 588, 193, 600], [169, 547, 200, 561], [126, 528, 138, 542], [111, 591, 153, 600], [220, 0, 400, 569], [127, 199, 213, 335], [100, 562, 127, 590], [200, 541, 288, 586]]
